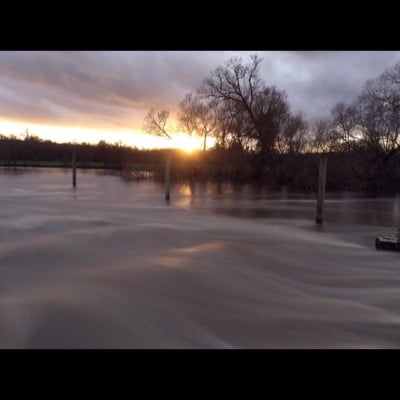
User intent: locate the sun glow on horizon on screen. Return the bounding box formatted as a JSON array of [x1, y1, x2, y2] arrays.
[[0, 120, 213, 151], [168, 132, 214, 153]]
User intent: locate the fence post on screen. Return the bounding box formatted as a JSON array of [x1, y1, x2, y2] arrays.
[[316, 153, 328, 224], [72, 149, 77, 188], [165, 152, 171, 201]]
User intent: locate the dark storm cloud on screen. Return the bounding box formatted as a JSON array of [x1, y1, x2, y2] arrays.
[[0, 51, 228, 130], [258, 51, 400, 120], [0, 51, 399, 131]]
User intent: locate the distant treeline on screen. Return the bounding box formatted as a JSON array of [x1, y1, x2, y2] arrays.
[[1, 133, 395, 194], [0, 134, 162, 171]]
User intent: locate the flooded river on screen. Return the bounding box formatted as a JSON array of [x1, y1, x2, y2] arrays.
[[1, 167, 400, 348]]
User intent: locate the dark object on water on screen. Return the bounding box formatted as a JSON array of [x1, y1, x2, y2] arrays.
[[375, 230, 400, 251]]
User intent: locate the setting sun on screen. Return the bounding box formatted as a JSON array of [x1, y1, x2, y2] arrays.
[[167, 132, 214, 153]]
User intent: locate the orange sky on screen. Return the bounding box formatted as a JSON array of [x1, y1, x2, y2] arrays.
[[1, 51, 399, 151], [0, 118, 210, 152]]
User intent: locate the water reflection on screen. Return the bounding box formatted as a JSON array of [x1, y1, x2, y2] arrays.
[[171, 181, 400, 227], [1, 167, 400, 227]]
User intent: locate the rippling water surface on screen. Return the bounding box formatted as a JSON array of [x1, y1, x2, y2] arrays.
[[1, 167, 400, 348]]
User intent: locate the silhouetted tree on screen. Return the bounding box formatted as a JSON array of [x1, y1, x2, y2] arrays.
[[178, 93, 217, 152], [198, 55, 297, 158], [142, 109, 174, 199], [326, 62, 400, 192], [275, 112, 308, 154], [330, 102, 359, 152], [308, 119, 334, 153], [142, 109, 172, 139], [330, 64, 400, 156], [365, 63, 400, 113]]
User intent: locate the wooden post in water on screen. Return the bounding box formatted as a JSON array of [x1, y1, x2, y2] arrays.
[[316, 153, 328, 224], [165, 152, 171, 201], [72, 149, 77, 188]]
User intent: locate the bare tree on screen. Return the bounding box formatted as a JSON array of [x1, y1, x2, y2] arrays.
[[324, 63, 400, 192], [212, 102, 236, 149], [252, 86, 291, 153], [178, 93, 217, 152], [330, 102, 359, 152], [365, 63, 400, 113], [142, 109, 172, 139], [308, 119, 334, 153], [275, 112, 308, 154], [142, 109, 173, 200], [199, 54, 263, 110], [198, 55, 263, 147], [178, 94, 197, 136], [357, 94, 400, 154], [199, 55, 293, 156]]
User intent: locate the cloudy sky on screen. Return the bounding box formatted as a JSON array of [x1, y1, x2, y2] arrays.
[[0, 51, 399, 149]]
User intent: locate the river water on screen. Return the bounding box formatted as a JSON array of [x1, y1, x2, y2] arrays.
[[1, 167, 400, 348]]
